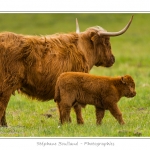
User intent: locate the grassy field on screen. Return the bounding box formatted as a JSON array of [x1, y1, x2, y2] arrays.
[[0, 13, 150, 137]]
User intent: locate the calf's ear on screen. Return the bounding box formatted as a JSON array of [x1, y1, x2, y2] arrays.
[[121, 76, 126, 84]]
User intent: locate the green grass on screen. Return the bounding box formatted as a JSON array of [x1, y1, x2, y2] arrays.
[[0, 13, 150, 137]]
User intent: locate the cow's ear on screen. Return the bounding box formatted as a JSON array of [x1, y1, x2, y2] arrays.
[[90, 31, 96, 41], [121, 76, 126, 84]]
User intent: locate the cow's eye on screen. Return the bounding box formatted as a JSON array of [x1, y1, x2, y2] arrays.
[[130, 85, 134, 89]]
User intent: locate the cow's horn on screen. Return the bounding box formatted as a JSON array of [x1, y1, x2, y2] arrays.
[[99, 15, 133, 36], [76, 18, 80, 33]]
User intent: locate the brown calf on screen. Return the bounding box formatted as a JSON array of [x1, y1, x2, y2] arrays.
[[54, 72, 136, 125]]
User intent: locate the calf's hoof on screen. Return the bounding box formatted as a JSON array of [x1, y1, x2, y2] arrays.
[[120, 121, 125, 125], [77, 121, 84, 125]]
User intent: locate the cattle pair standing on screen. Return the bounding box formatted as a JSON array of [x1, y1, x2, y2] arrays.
[[0, 16, 133, 127]]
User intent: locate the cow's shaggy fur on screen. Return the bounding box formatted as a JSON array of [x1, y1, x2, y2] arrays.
[[0, 27, 115, 126], [54, 72, 136, 125]]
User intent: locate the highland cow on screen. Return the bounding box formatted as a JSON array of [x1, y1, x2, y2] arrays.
[[54, 72, 136, 125], [0, 16, 133, 126]]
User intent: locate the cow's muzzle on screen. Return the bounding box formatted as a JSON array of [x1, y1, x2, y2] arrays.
[[106, 55, 115, 67]]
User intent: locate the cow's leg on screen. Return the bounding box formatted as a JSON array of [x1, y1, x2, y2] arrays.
[[0, 106, 8, 127], [1, 111, 7, 127], [0, 102, 7, 127], [108, 104, 125, 125], [57, 102, 72, 124], [95, 106, 105, 125], [0, 91, 12, 127], [73, 103, 84, 124]]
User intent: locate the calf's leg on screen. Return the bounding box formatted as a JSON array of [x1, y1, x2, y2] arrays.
[[108, 104, 125, 125], [57, 102, 72, 124], [95, 106, 105, 125], [73, 103, 84, 124]]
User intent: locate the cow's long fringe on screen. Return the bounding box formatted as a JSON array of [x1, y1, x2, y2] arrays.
[[0, 32, 89, 101]]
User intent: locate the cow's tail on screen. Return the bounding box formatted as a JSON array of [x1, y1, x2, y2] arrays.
[[54, 82, 61, 103]]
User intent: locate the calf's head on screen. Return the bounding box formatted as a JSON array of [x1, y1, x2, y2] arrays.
[[121, 75, 136, 98], [76, 16, 133, 68]]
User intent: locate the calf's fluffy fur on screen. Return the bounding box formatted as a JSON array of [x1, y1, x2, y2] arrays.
[[54, 72, 136, 125]]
